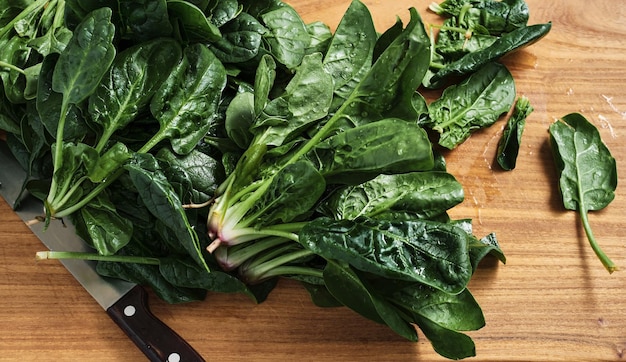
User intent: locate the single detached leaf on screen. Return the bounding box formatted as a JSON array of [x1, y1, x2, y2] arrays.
[[549, 112, 618, 273], [497, 96, 532, 170], [429, 62, 516, 149]]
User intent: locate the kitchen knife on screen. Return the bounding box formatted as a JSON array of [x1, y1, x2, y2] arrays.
[[0, 142, 205, 362]]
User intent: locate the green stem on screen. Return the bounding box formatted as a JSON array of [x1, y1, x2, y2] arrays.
[[49, 175, 88, 213], [580, 210, 618, 273], [0, 61, 25, 74], [222, 225, 299, 245], [0, 0, 48, 39], [46, 99, 70, 205], [243, 249, 315, 281], [221, 237, 291, 270], [52, 0, 66, 29], [36, 251, 160, 265], [260, 265, 324, 280], [53, 168, 125, 218]]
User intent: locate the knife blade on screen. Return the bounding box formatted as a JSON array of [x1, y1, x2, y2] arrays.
[[0, 142, 205, 362]]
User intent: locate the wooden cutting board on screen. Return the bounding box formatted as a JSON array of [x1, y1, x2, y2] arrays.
[[1, 1, 624, 361]]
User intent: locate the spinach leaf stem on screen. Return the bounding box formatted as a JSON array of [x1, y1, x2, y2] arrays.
[[579, 210, 617, 273], [36, 251, 160, 265]]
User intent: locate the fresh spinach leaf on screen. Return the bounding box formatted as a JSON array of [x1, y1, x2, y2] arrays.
[[143, 43, 227, 155], [308, 119, 434, 184], [322, 171, 464, 220], [427, 22, 551, 87], [549, 113, 618, 273], [80, 192, 133, 255], [210, 12, 266, 64], [258, 4, 310, 69], [167, 0, 221, 43], [323, 260, 419, 341], [251, 52, 333, 146], [300, 217, 473, 294], [429, 62, 516, 149], [497, 95, 532, 170], [125, 153, 210, 272], [119, 0, 173, 42], [89, 38, 182, 153]]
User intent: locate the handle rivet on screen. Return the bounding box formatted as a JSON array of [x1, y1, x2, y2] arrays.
[[123, 305, 136, 317], [167, 352, 181, 362]]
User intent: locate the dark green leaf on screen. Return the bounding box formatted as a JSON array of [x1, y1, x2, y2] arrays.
[[497, 96, 532, 170], [393, 283, 485, 331], [429, 62, 516, 149], [119, 0, 173, 42], [309, 119, 434, 184], [36, 54, 89, 141], [156, 147, 225, 195], [167, 0, 221, 42], [252, 52, 333, 146], [210, 12, 266, 64], [323, 0, 376, 101], [323, 260, 418, 341], [89, 38, 182, 151], [52, 7, 116, 105], [469, 232, 506, 271], [80, 193, 133, 255], [147, 43, 227, 155], [323, 171, 464, 220], [301, 217, 473, 294], [413, 314, 476, 360], [251, 160, 326, 226], [259, 4, 309, 69], [125, 153, 209, 272], [428, 23, 551, 87], [549, 113, 618, 273]]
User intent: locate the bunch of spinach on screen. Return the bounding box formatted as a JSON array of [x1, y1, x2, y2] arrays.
[[0, 0, 570, 360]]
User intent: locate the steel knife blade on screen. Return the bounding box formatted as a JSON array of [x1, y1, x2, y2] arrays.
[[0, 142, 204, 362]]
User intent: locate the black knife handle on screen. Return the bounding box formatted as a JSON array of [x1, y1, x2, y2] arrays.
[[106, 285, 205, 362]]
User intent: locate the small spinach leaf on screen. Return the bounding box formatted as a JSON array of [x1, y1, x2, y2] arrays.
[[429, 62, 516, 149], [549, 113, 618, 273], [497, 95, 532, 170]]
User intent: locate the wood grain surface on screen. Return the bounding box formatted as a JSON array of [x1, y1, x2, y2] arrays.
[[1, 1, 625, 361]]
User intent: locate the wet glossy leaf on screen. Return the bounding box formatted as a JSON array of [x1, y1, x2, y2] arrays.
[[300, 217, 473, 293], [429, 62, 516, 149]]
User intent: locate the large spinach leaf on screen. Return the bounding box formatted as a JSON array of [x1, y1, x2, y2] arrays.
[[300, 217, 473, 294], [89, 38, 182, 152], [46, 7, 116, 210], [143, 43, 227, 155], [308, 119, 434, 184], [322, 171, 464, 220]]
